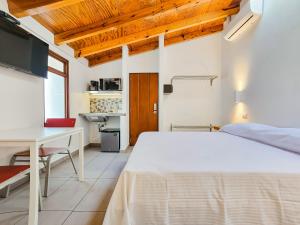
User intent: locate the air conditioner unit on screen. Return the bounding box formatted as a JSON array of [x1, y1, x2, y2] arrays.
[[224, 0, 263, 41]]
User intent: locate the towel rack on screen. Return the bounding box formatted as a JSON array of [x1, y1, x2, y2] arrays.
[[171, 124, 213, 132], [171, 75, 218, 86], [164, 75, 218, 94]]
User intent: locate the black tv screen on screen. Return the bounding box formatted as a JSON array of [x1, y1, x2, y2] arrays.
[[0, 17, 49, 78]]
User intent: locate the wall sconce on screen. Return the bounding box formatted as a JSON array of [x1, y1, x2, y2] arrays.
[[235, 90, 245, 103]]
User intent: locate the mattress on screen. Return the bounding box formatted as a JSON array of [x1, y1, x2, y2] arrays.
[[103, 132, 300, 225]]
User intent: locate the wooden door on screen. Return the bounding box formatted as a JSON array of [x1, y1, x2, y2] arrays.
[[130, 73, 158, 145]]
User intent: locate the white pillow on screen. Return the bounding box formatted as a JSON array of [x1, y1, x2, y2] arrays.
[[220, 123, 300, 154]]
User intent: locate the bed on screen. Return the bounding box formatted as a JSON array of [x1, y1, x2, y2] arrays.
[[103, 126, 300, 225]]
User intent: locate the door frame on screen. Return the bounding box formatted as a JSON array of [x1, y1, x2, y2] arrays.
[[129, 73, 159, 146]]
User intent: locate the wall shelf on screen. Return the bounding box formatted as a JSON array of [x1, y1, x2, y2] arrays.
[[171, 75, 218, 86], [164, 75, 218, 94], [84, 90, 122, 95], [171, 124, 220, 132]]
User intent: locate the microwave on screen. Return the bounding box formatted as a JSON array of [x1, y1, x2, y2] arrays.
[[99, 78, 122, 91]]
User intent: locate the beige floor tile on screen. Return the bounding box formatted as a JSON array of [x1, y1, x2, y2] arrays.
[[83, 148, 102, 160], [82, 153, 117, 179], [0, 178, 70, 213], [124, 146, 134, 153], [47, 161, 78, 178], [40, 177, 70, 197], [0, 185, 29, 213], [63, 212, 105, 225], [0, 212, 27, 225], [15, 211, 71, 225], [116, 152, 131, 160], [46, 149, 101, 179], [1, 148, 131, 225], [101, 157, 127, 179], [75, 179, 116, 212], [42, 179, 96, 211], [73, 149, 102, 165]]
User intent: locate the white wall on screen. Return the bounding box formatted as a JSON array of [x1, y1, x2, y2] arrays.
[[221, 0, 300, 127], [128, 50, 159, 73], [90, 60, 122, 79], [90, 50, 159, 77], [88, 50, 159, 147], [162, 33, 222, 131], [0, 1, 92, 164], [90, 34, 223, 135]]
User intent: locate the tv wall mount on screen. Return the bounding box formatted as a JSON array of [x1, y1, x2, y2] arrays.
[[0, 10, 20, 25]]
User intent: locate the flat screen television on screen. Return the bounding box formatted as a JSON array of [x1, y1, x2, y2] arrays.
[[0, 13, 49, 78]]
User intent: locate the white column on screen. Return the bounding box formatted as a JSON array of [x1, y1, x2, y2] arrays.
[[158, 35, 165, 131], [120, 45, 129, 150]]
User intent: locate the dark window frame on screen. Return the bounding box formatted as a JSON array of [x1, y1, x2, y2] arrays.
[[46, 50, 70, 118]]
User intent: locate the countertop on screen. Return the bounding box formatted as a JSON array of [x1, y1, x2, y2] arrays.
[[79, 112, 126, 122], [79, 112, 126, 117]]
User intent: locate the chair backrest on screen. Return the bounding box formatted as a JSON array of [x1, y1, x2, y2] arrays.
[[44, 118, 76, 128]]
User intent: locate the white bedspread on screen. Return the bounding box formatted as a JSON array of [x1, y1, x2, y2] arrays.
[[103, 132, 300, 225]]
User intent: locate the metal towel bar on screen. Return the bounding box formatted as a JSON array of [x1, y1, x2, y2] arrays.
[[171, 75, 218, 86], [171, 124, 213, 132]]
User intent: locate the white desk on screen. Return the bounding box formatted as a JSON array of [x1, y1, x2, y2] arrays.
[[0, 127, 84, 225]]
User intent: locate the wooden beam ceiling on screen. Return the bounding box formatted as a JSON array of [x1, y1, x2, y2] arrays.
[[129, 39, 159, 56], [8, 0, 242, 67], [75, 7, 239, 58], [129, 23, 224, 55], [7, 0, 85, 18], [165, 23, 223, 46], [55, 0, 211, 45], [88, 47, 122, 67], [88, 23, 224, 67]]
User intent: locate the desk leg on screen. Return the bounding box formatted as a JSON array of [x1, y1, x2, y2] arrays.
[[28, 142, 39, 225], [78, 131, 84, 181]]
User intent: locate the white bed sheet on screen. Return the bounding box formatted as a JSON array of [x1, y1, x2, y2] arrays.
[[103, 132, 300, 225]]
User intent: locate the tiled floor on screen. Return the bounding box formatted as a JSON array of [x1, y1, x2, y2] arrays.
[[0, 148, 131, 225]]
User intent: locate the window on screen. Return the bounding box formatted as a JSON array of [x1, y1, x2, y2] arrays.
[[44, 51, 69, 119]]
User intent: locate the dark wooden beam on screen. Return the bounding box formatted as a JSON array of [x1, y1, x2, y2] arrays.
[[55, 0, 209, 45], [8, 0, 85, 18], [76, 7, 239, 58]]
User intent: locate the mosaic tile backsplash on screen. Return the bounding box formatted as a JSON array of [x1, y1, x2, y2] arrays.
[[90, 97, 122, 113]]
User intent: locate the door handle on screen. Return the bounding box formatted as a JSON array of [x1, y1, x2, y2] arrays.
[[153, 103, 158, 114]]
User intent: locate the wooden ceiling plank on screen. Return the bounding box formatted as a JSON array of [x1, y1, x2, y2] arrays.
[[128, 24, 223, 56], [90, 23, 223, 66], [129, 41, 159, 56], [8, 0, 85, 18], [89, 51, 122, 67], [165, 23, 223, 45], [55, 0, 210, 45], [76, 7, 239, 58]]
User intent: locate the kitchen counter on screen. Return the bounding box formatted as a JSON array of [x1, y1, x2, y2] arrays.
[[80, 112, 126, 117], [79, 112, 126, 122]]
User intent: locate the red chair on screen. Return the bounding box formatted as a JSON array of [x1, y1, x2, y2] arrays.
[[0, 166, 43, 211], [0, 166, 29, 198], [9, 118, 77, 197]]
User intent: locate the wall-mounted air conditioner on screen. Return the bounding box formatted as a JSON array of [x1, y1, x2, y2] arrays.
[[224, 0, 263, 41]]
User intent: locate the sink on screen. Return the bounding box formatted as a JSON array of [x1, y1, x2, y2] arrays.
[[79, 112, 126, 122]]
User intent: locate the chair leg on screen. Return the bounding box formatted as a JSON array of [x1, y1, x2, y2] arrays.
[[0, 187, 9, 198], [40, 157, 47, 173], [43, 155, 52, 197], [39, 186, 42, 211], [10, 155, 16, 165], [67, 150, 78, 174]]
